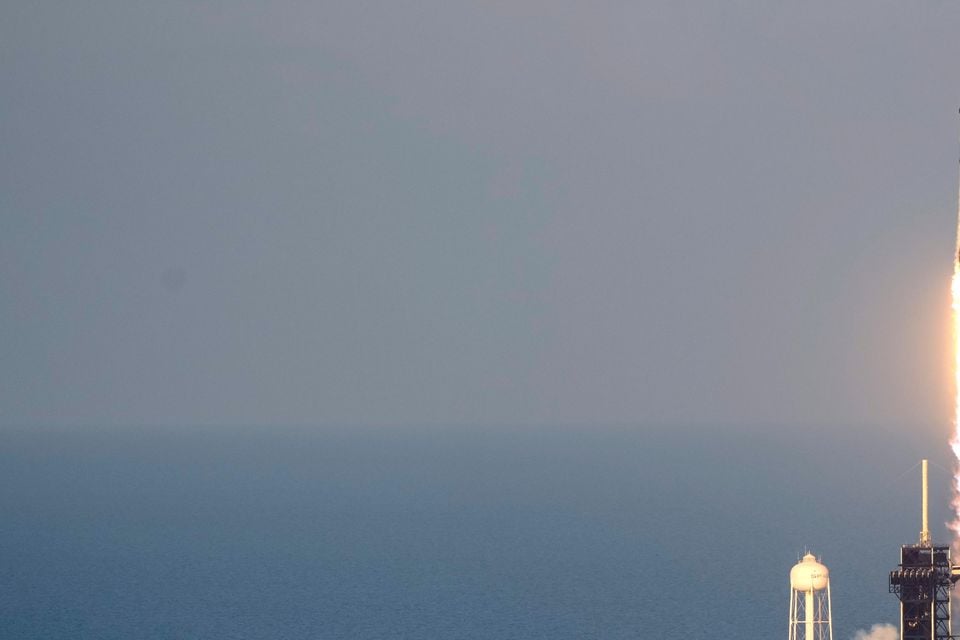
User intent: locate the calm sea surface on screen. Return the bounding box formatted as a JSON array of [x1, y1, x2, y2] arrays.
[[0, 425, 950, 639]]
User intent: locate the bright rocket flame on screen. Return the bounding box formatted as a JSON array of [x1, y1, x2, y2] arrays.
[[951, 238, 960, 545], [952, 261, 960, 532]]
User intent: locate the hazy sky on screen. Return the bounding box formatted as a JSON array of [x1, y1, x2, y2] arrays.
[[3, 2, 960, 429]]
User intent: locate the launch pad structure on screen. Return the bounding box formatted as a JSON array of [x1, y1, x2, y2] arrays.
[[889, 460, 960, 640]]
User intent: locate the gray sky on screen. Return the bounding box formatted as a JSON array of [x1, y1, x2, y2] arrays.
[[2, 2, 960, 429]]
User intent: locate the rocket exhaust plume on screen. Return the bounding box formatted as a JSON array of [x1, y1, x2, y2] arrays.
[[951, 161, 960, 549]]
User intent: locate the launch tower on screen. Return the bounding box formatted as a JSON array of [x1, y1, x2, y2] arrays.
[[888, 460, 960, 640]]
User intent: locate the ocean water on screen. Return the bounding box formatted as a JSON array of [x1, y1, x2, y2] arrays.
[[0, 424, 951, 639]]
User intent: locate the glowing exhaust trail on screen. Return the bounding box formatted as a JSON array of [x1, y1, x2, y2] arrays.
[[951, 171, 960, 547]]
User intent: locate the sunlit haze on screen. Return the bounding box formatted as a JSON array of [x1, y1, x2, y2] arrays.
[[2, 3, 960, 429]]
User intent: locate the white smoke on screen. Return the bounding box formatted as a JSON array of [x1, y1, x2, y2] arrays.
[[852, 624, 897, 640]]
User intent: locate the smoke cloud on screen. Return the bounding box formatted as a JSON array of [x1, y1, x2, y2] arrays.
[[852, 624, 897, 640]]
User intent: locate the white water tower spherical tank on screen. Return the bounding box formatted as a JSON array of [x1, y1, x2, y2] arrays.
[[790, 553, 829, 592]]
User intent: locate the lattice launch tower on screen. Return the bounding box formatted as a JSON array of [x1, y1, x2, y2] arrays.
[[889, 460, 960, 640]]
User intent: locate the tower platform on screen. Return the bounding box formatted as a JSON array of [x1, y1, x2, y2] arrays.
[[889, 544, 959, 640]]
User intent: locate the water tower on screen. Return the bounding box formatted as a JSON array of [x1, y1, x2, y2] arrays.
[[789, 552, 833, 640]]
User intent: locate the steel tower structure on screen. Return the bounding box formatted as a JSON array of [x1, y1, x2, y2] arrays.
[[889, 460, 960, 640]]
